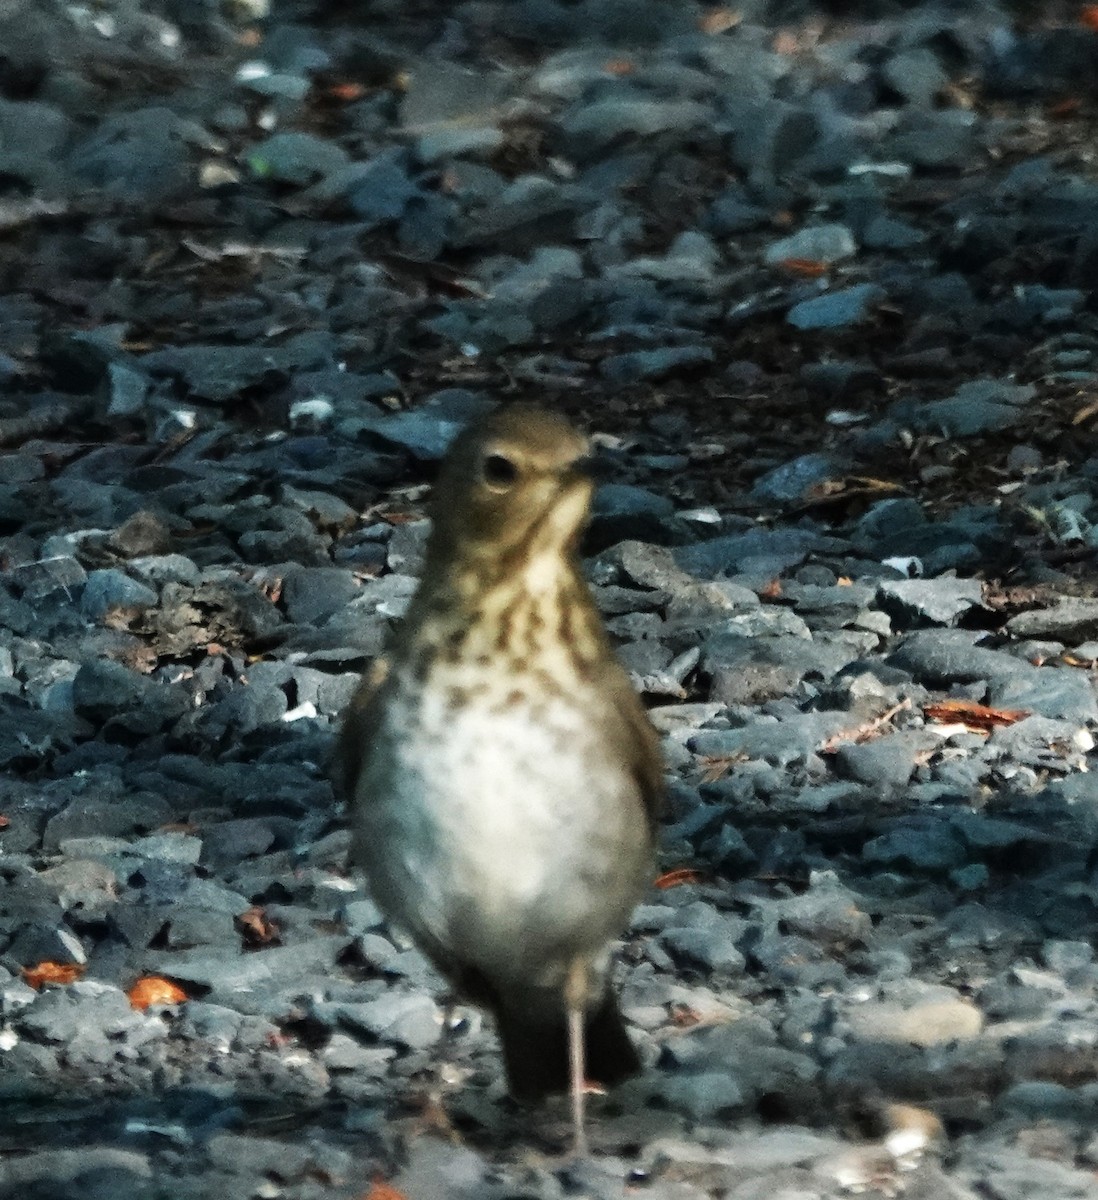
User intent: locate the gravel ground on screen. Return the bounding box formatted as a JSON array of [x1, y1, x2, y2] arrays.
[[5, 1, 1098, 1197]]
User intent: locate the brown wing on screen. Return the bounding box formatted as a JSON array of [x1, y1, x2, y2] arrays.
[[604, 666, 666, 837], [333, 655, 390, 801]]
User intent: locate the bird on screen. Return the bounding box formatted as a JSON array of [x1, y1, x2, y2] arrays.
[[336, 405, 664, 1151]]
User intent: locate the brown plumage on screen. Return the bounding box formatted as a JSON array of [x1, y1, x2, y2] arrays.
[[337, 406, 663, 1148]]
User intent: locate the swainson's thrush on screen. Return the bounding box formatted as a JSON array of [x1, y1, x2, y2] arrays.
[[337, 406, 664, 1150]]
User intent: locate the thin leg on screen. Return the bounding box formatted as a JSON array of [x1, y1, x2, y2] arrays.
[[565, 959, 589, 1157], [568, 1001, 588, 1157]]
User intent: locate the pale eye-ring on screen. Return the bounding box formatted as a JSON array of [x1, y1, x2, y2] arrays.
[[482, 453, 518, 489]]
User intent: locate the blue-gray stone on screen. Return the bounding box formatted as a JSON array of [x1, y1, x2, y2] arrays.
[[787, 284, 885, 330]]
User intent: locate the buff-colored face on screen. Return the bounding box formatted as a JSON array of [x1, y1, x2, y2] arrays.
[[430, 407, 595, 559]]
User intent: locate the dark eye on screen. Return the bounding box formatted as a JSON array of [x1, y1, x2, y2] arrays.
[[482, 453, 518, 488]]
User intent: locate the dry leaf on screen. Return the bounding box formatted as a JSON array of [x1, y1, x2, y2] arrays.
[[1082, 5, 1098, 30], [805, 476, 904, 505], [760, 578, 783, 599], [361, 1183, 409, 1200], [669, 1003, 703, 1027], [0, 814, 9, 828], [923, 698, 1028, 732], [128, 976, 189, 1010], [697, 752, 748, 783], [603, 58, 636, 76], [819, 698, 912, 752], [328, 82, 367, 102], [1072, 397, 1098, 426], [654, 867, 705, 889], [22, 962, 85, 989], [778, 257, 828, 277], [236, 905, 280, 945]]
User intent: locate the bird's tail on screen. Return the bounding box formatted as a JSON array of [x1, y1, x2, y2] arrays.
[[494, 989, 640, 1101]]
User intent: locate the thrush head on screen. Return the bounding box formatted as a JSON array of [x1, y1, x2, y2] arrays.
[[425, 406, 594, 570]]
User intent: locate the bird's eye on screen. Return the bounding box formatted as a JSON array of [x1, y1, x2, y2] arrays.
[[482, 453, 518, 488]]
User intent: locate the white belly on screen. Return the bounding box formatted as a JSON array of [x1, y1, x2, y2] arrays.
[[353, 671, 650, 995]]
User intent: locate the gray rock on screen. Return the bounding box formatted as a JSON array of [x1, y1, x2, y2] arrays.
[[141, 338, 335, 404], [389, 1139, 492, 1200], [863, 821, 968, 872], [689, 712, 848, 768], [883, 48, 948, 107], [559, 95, 711, 151], [72, 659, 188, 731], [751, 453, 845, 505], [703, 633, 858, 706], [19, 982, 148, 1044], [600, 344, 715, 385], [764, 223, 856, 266], [1006, 597, 1098, 642], [887, 630, 1031, 686], [876, 576, 984, 628], [835, 724, 926, 792], [68, 107, 194, 200], [662, 1070, 746, 1120], [79, 569, 158, 622], [913, 378, 1037, 438], [319, 992, 442, 1050], [590, 483, 678, 548], [7, 555, 87, 600], [674, 527, 843, 580], [787, 284, 885, 330], [247, 131, 349, 184], [281, 567, 358, 625], [845, 995, 982, 1047], [891, 109, 977, 169], [987, 666, 1098, 723], [861, 213, 925, 250], [153, 937, 346, 997], [0, 98, 72, 191], [662, 925, 746, 976], [400, 62, 511, 162], [205, 1133, 316, 1177], [0, 1148, 151, 1188]]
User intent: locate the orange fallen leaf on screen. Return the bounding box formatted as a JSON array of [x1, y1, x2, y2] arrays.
[[924, 699, 1028, 731], [778, 257, 828, 277], [655, 867, 705, 889], [361, 1183, 408, 1200], [327, 82, 367, 102], [1082, 5, 1098, 30], [603, 58, 635, 76], [0, 814, 9, 828], [760, 578, 783, 599], [128, 976, 189, 1010], [236, 905, 280, 946], [22, 962, 85, 989]]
